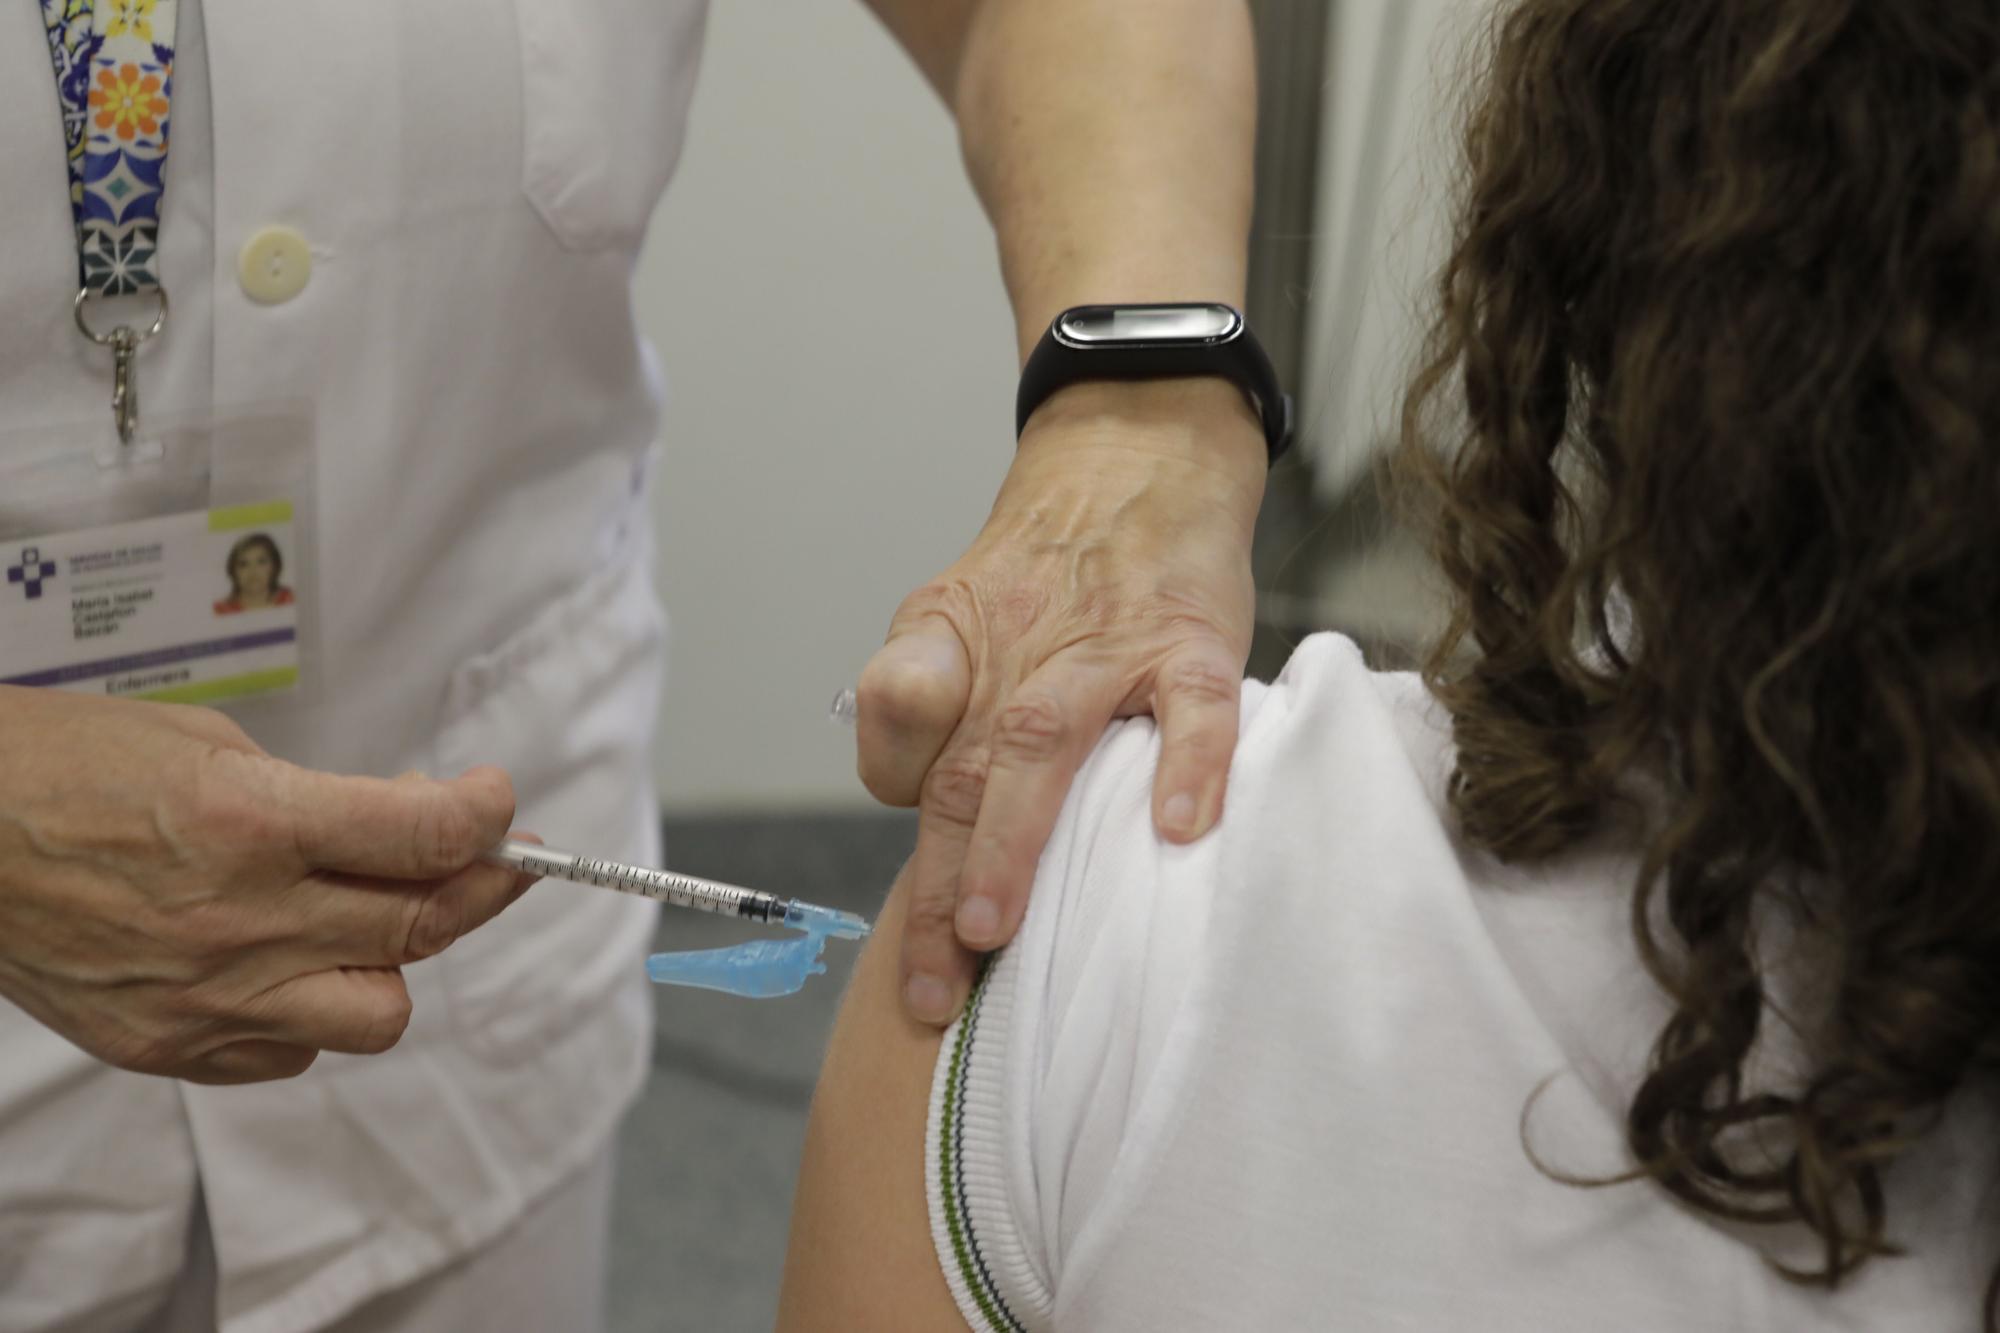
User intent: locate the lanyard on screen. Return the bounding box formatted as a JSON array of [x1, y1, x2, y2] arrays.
[[37, 0, 181, 443]]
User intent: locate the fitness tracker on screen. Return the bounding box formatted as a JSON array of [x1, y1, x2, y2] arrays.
[[1015, 303, 1293, 463]]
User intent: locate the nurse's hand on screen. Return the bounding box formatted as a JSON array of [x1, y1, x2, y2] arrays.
[[857, 378, 1264, 1023], [0, 686, 536, 1084]]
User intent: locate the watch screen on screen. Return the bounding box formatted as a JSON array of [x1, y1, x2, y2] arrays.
[[1057, 304, 1240, 344]]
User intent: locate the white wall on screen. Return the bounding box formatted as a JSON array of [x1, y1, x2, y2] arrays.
[[1303, 0, 1467, 503], [1288, 0, 1467, 650], [637, 4, 1016, 812]]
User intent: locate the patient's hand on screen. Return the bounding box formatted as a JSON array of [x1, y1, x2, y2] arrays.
[[854, 377, 1262, 1024]]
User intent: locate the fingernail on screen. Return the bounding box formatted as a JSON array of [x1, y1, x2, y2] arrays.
[[1163, 791, 1198, 838], [905, 973, 954, 1024], [956, 896, 1001, 947]]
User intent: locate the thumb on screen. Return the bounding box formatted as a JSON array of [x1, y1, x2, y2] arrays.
[[283, 763, 518, 879], [854, 622, 972, 807]]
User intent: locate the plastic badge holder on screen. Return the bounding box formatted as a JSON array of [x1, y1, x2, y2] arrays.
[[0, 408, 324, 719]]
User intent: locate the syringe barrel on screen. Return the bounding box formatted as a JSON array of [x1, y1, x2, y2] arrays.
[[485, 841, 782, 922]]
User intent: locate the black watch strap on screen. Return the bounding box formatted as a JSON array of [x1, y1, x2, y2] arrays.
[[1015, 303, 1294, 464]]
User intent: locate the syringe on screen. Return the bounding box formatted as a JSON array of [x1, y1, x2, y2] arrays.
[[481, 839, 870, 939]]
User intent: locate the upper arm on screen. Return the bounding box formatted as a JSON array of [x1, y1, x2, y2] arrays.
[[778, 660, 1300, 1329], [777, 865, 967, 1332], [778, 701, 1257, 1332], [856, 0, 979, 105], [779, 640, 1385, 1329]]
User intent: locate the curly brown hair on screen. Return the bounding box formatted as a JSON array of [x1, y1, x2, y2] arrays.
[[1399, 0, 2000, 1319]]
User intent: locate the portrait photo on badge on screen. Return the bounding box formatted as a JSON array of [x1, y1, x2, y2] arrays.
[[214, 532, 296, 616]]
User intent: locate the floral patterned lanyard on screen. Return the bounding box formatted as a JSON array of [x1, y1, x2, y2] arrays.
[[36, 0, 180, 443]]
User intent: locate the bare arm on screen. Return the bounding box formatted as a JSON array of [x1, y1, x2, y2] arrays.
[[854, 0, 1267, 1028], [867, 0, 1259, 359], [777, 867, 964, 1330]]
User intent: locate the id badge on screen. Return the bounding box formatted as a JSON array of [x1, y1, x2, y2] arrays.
[[0, 409, 320, 707]]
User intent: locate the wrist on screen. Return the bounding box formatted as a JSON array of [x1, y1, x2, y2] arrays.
[[1015, 303, 1289, 468], [1018, 378, 1268, 502]]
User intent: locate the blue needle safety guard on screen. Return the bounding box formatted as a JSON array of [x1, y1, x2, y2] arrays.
[[645, 902, 871, 998]]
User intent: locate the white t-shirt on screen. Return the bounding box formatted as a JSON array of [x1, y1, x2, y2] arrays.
[[926, 634, 1998, 1331]]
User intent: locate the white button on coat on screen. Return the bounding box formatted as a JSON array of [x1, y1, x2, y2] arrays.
[[236, 224, 311, 303]]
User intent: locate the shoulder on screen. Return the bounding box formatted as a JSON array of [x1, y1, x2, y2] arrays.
[[780, 637, 1477, 1333], [921, 634, 1464, 1327], [1040, 633, 1456, 957], [1057, 632, 1447, 857], [1245, 631, 1450, 802]]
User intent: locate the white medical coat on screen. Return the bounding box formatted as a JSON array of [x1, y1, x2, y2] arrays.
[[0, 2, 710, 1329]]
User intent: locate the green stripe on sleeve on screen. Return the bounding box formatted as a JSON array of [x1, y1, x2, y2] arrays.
[[936, 977, 1028, 1333]]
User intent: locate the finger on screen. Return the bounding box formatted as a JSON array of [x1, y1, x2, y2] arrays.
[[284, 765, 517, 879], [1148, 642, 1244, 843], [898, 744, 989, 1025], [252, 966, 415, 1055], [177, 1040, 320, 1086], [298, 855, 537, 968], [952, 661, 1126, 953], [855, 623, 972, 806], [156, 700, 264, 753]]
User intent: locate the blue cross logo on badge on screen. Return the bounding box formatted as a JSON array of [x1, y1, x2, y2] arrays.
[[7, 547, 57, 601]]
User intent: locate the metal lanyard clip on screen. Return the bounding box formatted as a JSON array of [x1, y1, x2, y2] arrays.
[[74, 288, 168, 445]]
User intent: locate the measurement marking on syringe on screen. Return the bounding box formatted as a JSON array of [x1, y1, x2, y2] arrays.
[[481, 840, 796, 926]]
